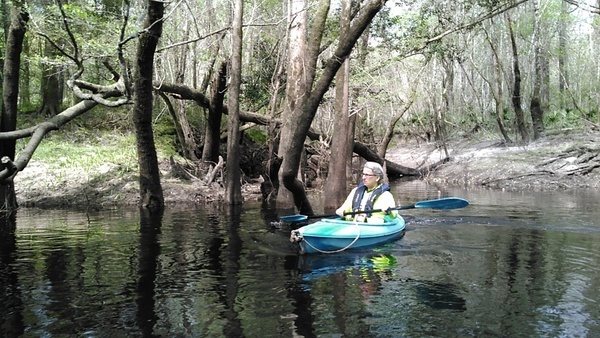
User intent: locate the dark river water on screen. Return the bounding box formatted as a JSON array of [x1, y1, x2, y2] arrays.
[[1, 181, 599, 337]]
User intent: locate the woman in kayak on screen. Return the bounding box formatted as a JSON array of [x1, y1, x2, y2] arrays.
[[335, 161, 398, 223]]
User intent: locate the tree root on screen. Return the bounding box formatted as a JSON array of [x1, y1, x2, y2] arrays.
[[536, 144, 600, 176]]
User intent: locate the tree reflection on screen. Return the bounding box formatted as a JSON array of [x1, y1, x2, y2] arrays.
[[136, 208, 163, 337], [221, 205, 244, 337], [288, 252, 400, 336], [0, 212, 24, 337], [288, 251, 469, 336]]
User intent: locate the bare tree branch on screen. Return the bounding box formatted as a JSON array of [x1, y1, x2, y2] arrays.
[[561, 0, 600, 14], [0, 98, 106, 180], [417, 0, 530, 52]]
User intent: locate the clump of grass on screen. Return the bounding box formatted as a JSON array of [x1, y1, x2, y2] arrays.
[[16, 104, 185, 171], [24, 132, 139, 173], [17, 120, 182, 177]]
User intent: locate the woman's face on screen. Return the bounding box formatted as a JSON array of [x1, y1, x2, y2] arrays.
[[361, 167, 379, 190]]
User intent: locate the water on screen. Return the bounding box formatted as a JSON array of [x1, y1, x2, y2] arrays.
[[1, 181, 600, 337]]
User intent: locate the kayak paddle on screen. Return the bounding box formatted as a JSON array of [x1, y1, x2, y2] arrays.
[[279, 197, 469, 223]]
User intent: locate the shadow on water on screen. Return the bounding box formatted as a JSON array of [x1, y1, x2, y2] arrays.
[[413, 280, 467, 311]]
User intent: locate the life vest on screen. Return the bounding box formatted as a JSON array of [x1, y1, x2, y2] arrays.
[[351, 182, 390, 217]]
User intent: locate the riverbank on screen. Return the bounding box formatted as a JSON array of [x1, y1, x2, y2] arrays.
[[14, 129, 600, 209], [388, 128, 600, 191]]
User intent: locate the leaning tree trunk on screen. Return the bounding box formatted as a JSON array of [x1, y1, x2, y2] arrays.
[[0, 3, 28, 213], [132, 0, 164, 210], [277, 0, 383, 213], [173, 23, 199, 162]]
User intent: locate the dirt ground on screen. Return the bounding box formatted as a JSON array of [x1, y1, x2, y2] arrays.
[[13, 129, 600, 209], [387, 129, 600, 191]]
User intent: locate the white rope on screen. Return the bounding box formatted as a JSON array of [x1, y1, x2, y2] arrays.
[[300, 220, 361, 254]]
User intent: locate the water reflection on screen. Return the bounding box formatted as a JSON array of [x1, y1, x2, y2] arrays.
[[136, 209, 162, 337], [0, 213, 25, 337], [293, 251, 398, 285], [222, 205, 243, 337], [288, 251, 398, 337], [288, 250, 468, 336], [1, 183, 600, 337]]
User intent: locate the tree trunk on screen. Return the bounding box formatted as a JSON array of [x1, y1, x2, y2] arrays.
[[379, 101, 414, 158], [437, 56, 452, 157], [225, 0, 243, 205], [0, 2, 28, 213], [202, 61, 227, 165], [352, 22, 369, 181], [37, 39, 63, 116], [506, 13, 529, 143], [557, 1, 568, 110], [277, 0, 383, 213], [20, 37, 31, 108], [276, 0, 314, 211], [484, 24, 512, 144], [323, 0, 351, 211], [263, 31, 288, 204], [530, 0, 545, 140], [132, 0, 164, 210]]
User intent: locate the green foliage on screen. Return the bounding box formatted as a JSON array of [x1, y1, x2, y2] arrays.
[[586, 108, 598, 122], [243, 39, 280, 110], [152, 117, 181, 159], [19, 105, 113, 139], [543, 109, 584, 129], [370, 7, 423, 54], [245, 127, 268, 145], [27, 2, 137, 88]]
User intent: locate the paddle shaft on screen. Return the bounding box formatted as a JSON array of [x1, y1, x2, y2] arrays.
[[306, 197, 468, 219], [281, 197, 469, 222], [303, 203, 417, 219], [342, 204, 416, 217]]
